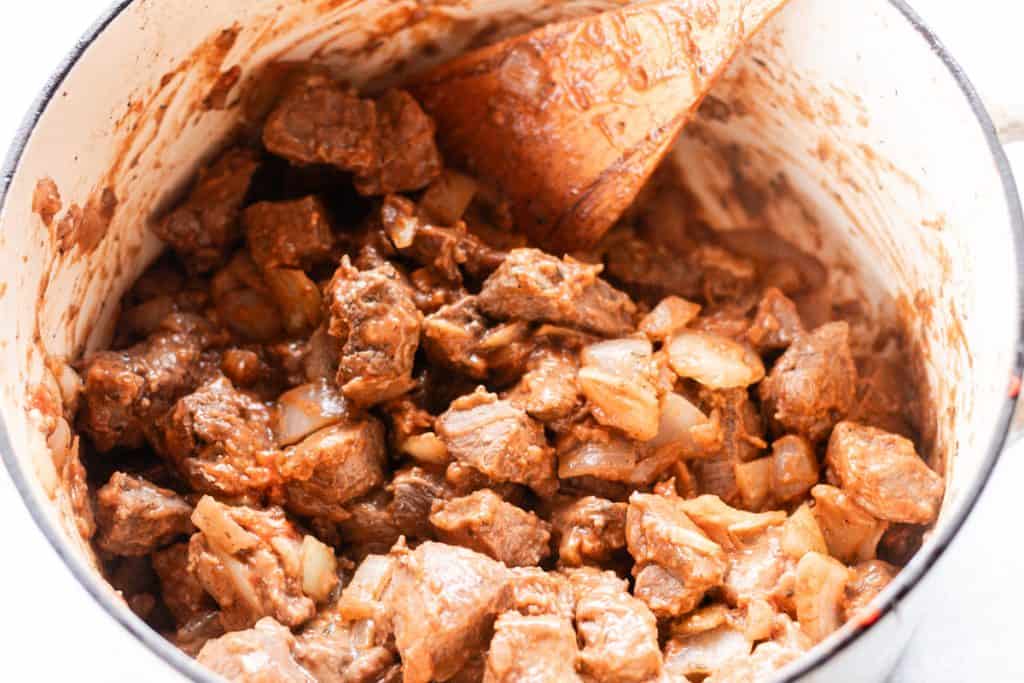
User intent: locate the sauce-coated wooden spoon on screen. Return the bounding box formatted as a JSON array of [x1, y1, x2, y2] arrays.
[[413, 0, 789, 252]]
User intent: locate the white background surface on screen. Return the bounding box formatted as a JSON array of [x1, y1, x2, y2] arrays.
[[0, 1, 1022, 681]]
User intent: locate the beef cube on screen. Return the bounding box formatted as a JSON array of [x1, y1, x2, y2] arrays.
[[810, 485, 888, 565], [759, 322, 858, 443], [478, 249, 637, 337], [197, 617, 313, 683], [843, 560, 896, 621], [484, 613, 582, 683], [436, 388, 557, 496], [430, 490, 552, 567], [188, 497, 315, 630], [422, 296, 489, 379], [94, 472, 194, 556], [279, 419, 387, 521], [384, 541, 509, 683], [155, 376, 277, 498], [604, 238, 702, 304], [691, 387, 765, 507], [244, 196, 334, 270], [825, 421, 944, 524], [154, 147, 260, 272], [263, 74, 378, 174], [851, 356, 918, 437], [326, 257, 422, 404], [550, 496, 626, 567], [747, 287, 804, 352], [626, 493, 727, 617], [506, 349, 581, 423], [153, 542, 214, 626], [390, 466, 451, 540], [77, 321, 211, 452], [337, 491, 402, 562], [563, 568, 662, 682], [501, 567, 575, 619], [354, 89, 442, 196]]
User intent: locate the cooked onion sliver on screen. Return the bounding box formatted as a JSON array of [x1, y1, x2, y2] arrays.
[[781, 503, 828, 560], [648, 392, 717, 459], [581, 338, 652, 377], [734, 458, 772, 510], [301, 534, 339, 603], [191, 496, 259, 555], [795, 552, 849, 643], [578, 367, 660, 441], [401, 432, 449, 465], [419, 169, 478, 225], [276, 381, 349, 446], [264, 267, 322, 336], [667, 330, 765, 389], [640, 296, 701, 341], [558, 438, 638, 482]]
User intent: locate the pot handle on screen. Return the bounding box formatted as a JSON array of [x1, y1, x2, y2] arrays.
[[920, 4, 1024, 145]]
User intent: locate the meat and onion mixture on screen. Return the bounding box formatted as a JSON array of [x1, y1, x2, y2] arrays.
[[72, 70, 943, 682]]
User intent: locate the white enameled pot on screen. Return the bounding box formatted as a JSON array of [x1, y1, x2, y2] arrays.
[[1, 1, 1022, 681]]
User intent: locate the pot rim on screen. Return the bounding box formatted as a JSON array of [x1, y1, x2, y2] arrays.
[[0, 1, 1021, 681]]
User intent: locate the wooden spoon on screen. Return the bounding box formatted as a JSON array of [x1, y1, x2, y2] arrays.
[[413, 0, 789, 252]]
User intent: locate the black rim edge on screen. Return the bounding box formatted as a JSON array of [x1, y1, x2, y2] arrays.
[[0, 1, 1021, 682]]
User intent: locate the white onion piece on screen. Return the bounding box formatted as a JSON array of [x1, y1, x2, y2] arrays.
[[640, 296, 701, 341], [647, 393, 715, 458], [581, 338, 652, 377], [46, 416, 72, 467], [304, 325, 340, 383], [578, 367, 660, 441], [419, 169, 478, 225], [53, 361, 83, 416], [667, 330, 765, 389], [121, 295, 176, 336], [795, 552, 850, 643], [191, 496, 259, 555], [401, 432, 449, 465], [276, 382, 349, 446], [734, 458, 772, 511], [301, 535, 339, 603], [558, 438, 638, 482], [679, 495, 786, 550], [264, 267, 322, 336], [664, 626, 752, 678], [781, 504, 828, 560]]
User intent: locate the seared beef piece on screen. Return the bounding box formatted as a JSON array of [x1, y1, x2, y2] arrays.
[[154, 147, 261, 272], [690, 387, 765, 507], [296, 555, 399, 683], [478, 249, 637, 337], [278, 418, 387, 521], [380, 194, 504, 281], [691, 245, 758, 306], [550, 496, 627, 567], [843, 560, 896, 621], [563, 567, 663, 682], [851, 356, 918, 437], [877, 524, 925, 566], [384, 542, 509, 683], [154, 376, 277, 498], [422, 296, 489, 379], [94, 472, 194, 556], [604, 238, 702, 303], [506, 348, 581, 423], [825, 422, 943, 524], [198, 617, 313, 683], [721, 526, 794, 609], [77, 316, 217, 452], [325, 257, 421, 404], [485, 613, 582, 683], [337, 491, 402, 561], [436, 388, 557, 497], [430, 490, 552, 567], [244, 196, 334, 270], [263, 74, 439, 195], [759, 322, 858, 443], [390, 466, 451, 540], [353, 89, 442, 196], [747, 287, 804, 352], [188, 497, 315, 630], [625, 493, 727, 618], [153, 542, 214, 626], [501, 567, 575, 618]]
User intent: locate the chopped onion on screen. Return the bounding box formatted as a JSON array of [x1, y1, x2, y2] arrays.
[[664, 626, 752, 678], [301, 535, 339, 603], [811, 485, 887, 564], [276, 381, 349, 446], [795, 552, 850, 643], [477, 320, 530, 351], [419, 170, 479, 225], [52, 362, 83, 416], [640, 296, 701, 341], [264, 267, 322, 335], [558, 437, 638, 482], [401, 432, 449, 465], [304, 325, 340, 383], [581, 338, 652, 377], [781, 503, 828, 560], [338, 554, 395, 621], [734, 458, 772, 510], [191, 496, 259, 555], [667, 330, 765, 389], [744, 598, 776, 642], [679, 495, 786, 550], [647, 392, 717, 459], [46, 417, 72, 467], [578, 367, 660, 441]]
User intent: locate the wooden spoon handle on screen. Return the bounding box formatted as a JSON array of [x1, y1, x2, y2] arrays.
[[413, 0, 788, 252]]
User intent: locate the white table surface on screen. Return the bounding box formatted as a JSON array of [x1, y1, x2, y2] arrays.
[[1, 2, 1022, 681]]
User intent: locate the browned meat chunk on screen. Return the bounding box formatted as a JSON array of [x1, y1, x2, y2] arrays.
[[153, 542, 214, 626], [430, 490, 552, 567], [436, 388, 557, 496], [843, 560, 896, 621], [325, 257, 421, 404], [604, 238, 701, 303], [485, 613, 582, 683], [198, 617, 313, 682], [422, 296, 489, 378], [690, 388, 764, 506], [759, 322, 858, 443], [626, 493, 727, 617], [154, 147, 260, 272], [155, 376, 277, 498], [385, 541, 509, 683], [506, 348, 581, 423], [478, 249, 637, 337], [747, 287, 804, 352], [244, 196, 334, 270], [390, 465, 451, 540], [826, 421, 944, 524], [264, 74, 439, 195], [564, 568, 662, 682], [550, 496, 627, 567], [336, 491, 402, 561], [851, 356, 918, 437], [278, 418, 387, 521], [94, 472, 194, 556], [188, 497, 315, 630], [502, 567, 575, 618], [77, 319, 212, 452], [355, 89, 442, 196]]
